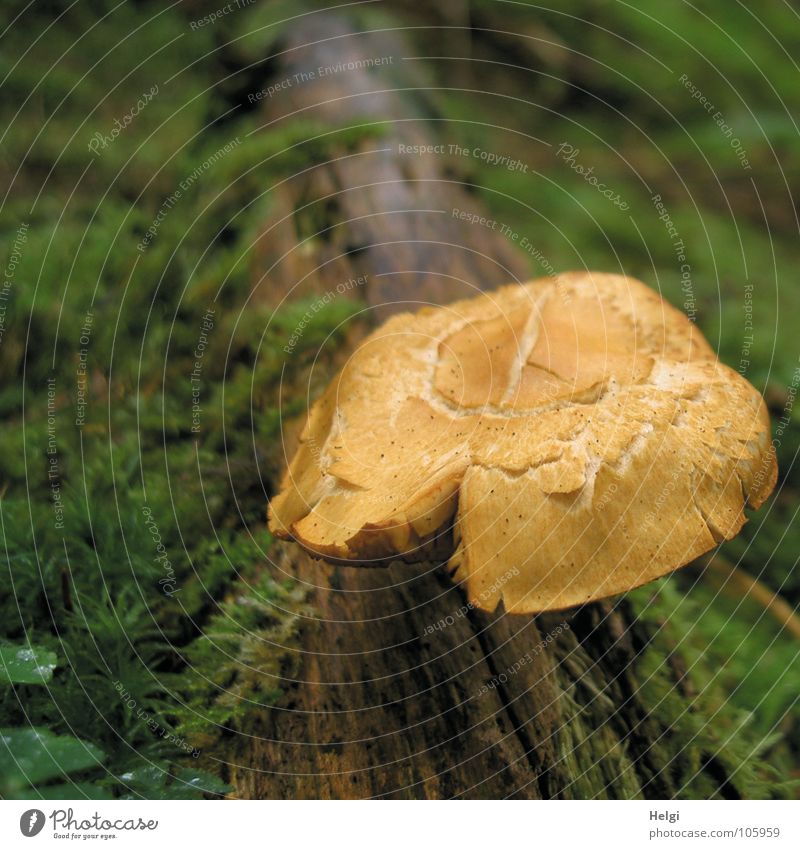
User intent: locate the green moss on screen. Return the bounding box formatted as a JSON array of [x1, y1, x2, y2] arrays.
[[172, 572, 312, 751], [629, 579, 798, 799]]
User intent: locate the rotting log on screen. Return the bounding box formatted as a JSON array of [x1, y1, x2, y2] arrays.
[[229, 13, 721, 800]]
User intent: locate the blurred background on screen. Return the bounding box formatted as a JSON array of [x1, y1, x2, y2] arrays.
[[0, 0, 797, 798]]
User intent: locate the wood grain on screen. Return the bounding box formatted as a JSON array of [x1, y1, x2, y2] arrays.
[[230, 12, 689, 799]]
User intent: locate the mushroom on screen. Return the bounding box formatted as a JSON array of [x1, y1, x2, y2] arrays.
[[269, 272, 777, 613]]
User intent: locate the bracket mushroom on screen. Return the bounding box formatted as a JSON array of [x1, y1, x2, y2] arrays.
[[269, 272, 777, 614]]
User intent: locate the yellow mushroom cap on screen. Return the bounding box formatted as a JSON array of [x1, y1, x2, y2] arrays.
[[269, 273, 777, 614]]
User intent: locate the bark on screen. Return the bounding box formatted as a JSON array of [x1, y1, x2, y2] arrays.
[[229, 13, 703, 799]]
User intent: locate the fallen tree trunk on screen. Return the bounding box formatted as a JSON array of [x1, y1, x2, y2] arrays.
[[229, 13, 728, 799]]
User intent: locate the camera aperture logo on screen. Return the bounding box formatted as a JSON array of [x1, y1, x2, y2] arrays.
[[20, 809, 45, 837], [18, 808, 158, 838]]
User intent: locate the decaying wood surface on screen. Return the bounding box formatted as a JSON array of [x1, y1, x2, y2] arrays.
[[247, 15, 528, 316], [229, 13, 719, 799]]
